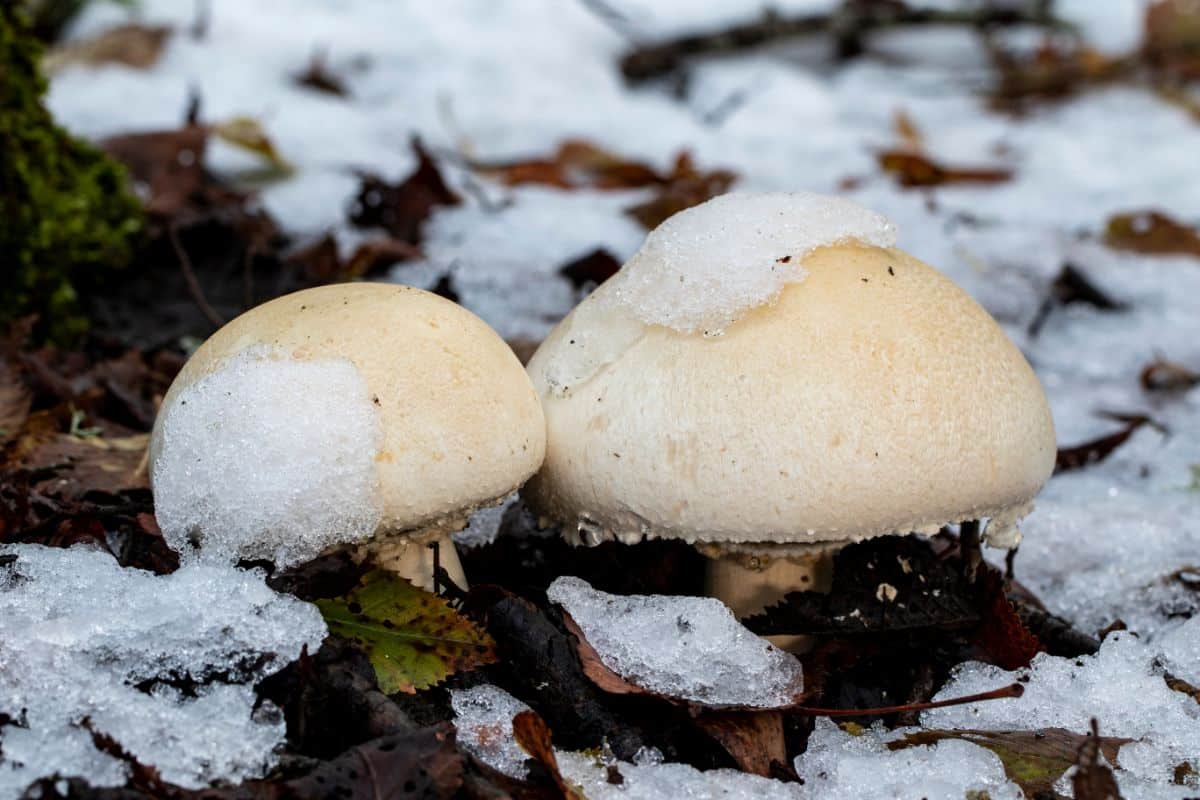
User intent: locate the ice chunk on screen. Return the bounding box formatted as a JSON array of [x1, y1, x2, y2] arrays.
[[453, 495, 518, 550], [605, 192, 896, 334], [152, 347, 383, 567], [923, 632, 1200, 792], [450, 684, 532, 778], [793, 718, 1022, 800], [546, 576, 803, 708], [0, 544, 326, 794], [1157, 616, 1200, 686], [557, 751, 804, 800]]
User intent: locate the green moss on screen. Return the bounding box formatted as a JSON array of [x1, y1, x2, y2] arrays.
[[1, 4, 143, 341]]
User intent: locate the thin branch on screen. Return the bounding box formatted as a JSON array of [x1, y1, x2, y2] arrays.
[[168, 224, 225, 329]]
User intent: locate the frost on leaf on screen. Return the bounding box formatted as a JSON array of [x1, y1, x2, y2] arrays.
[[547, 576, 803, 709], [316, 570, 497, 694]]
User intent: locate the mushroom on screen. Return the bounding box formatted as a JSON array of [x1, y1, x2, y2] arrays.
[[523, 192, 1055, 621], [150, 283, 546, 590]]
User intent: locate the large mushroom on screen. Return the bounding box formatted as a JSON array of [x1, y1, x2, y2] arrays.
[[150, 283, 545, 590], [523, 192, 1055, 619]]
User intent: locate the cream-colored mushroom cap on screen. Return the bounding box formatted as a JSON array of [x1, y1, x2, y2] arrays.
[[150, 283, 546, 568], [524, 192, 1055, 549]]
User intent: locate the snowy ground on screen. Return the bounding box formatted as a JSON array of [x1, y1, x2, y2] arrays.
[[8, 0, 1199, 796]]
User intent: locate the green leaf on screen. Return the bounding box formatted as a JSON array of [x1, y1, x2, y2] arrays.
[[316, 570, 496, 694]]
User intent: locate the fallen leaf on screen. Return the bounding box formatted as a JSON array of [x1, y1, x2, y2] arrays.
[[102, 124, 216, 219], [212, 117, 294, 175], [877, 150, 1013, 188], [890, 728, 1131, 798], [293, 50, 349, 96], [0, 359, 31, 447], [475, 139, 662, 190], [1144, 0, 1200, 80], [1141, 357, 1200, 393], [558, 248, 621, 291], [1073, 720, 1125, 800], [972, 566, 1044, 670], [350, 137, 461, 244], [43, 24, 171, 74], [1105, 210, 1200, 258], [691, 710, 788, 777], [892, 108, 924, 151], [1055, 414, 1154, 473], [316, 570, 497, 694], [1028, 263, 1126, 337], [987, 38, 1128, 111], [625, 151, 736, 230], [512, 711, 586, 800]]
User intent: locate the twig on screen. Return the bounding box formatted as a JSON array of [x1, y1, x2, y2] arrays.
[[619, 2, 1071, 83], [792, 682, 1024, 717], [168, 225, 225, 330]]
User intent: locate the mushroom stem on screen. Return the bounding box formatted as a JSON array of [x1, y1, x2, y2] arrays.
[[960, 519, 982, 584], [704, 548, 834, 652], [371, 531, 468, 593]]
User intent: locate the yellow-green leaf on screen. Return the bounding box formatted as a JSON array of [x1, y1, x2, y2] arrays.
[[316, 570, 496, 694], [212, 116, 294, 175]]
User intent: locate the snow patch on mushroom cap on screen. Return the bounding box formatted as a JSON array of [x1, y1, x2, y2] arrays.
[[547, 576, 803, 708], [152, 346, 383, 567], [606, 191, 896, 334]]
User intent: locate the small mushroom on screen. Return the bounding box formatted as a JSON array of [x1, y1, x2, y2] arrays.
[[150, 283, 546, 590], [523, 192, 1055, 626]]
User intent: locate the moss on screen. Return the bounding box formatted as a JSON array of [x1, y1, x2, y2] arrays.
[[1, 4, 144, 342]]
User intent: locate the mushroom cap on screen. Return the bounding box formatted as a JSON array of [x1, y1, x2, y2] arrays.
[[524, 241, 1055, 548], [151, 283, 545, 565]]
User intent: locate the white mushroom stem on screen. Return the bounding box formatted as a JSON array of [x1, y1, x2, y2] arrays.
[[366, 531, 468, 593]]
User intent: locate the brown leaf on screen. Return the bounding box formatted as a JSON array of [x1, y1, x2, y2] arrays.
[[1141, 357, 1200, 393], [43, 24, 171, 73], [294, 50, 349, 97], [476, 139, 662, 190], [891, 727, 1131, 798], [973, 566, 1044, 670], [1056, 414, 1154, 473], [0, 360, 31, 448], [350, 138, 461, 244], [23, 432, 150, 496], [625, 152, 737, 230], [102, 124, 219, 220], [346, 239, 422, 279], [1144, 0, 1200, 79], [558, 248, 621, 291], [691, 710, 788, 778], [1105, 210, 1200, 258], [561, 612, 647, 697], [877, 150, 1013, 188], [1073, 720, 1125, 800], [511, 711, 586, 800]]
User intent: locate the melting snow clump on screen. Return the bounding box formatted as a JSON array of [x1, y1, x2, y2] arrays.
[[152, 347, 383, 567], [546, 576, 803, 707], [450, 685, 532, 779], [557, 751, 804, 800], [794, 719, 1022, 800], [924, 632, 1200, 793], [1157, 616, 1200, 685], [0, 544, 327, 795], [605, 192, 896, 334]]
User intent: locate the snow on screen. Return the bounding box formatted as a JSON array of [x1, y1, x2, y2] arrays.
[[152, 347, 383, 568], [0, 544, 326, 795], [924, 632, 1200, 796], [558, 751, 805, 800], [449, 685, 533, 779], [604, 192, 897, 334], [793, 719, 1023, 800], [1158, 616, 1200, 686], [546, 576, 803, 708], [36, 0, 1200, 793]]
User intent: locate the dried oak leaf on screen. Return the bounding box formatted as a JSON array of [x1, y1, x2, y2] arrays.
[[1104, 210, 1200, 258], [512, 711, 586, 800], [625, 152, 736, 230], [877, 150, 1012, 188], [316, 570, 497, 694], [43, 24, 171, 74], [350, 137, 461, 244], [972, 566, 1044, 670], [890, 727, 1130, 799]]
